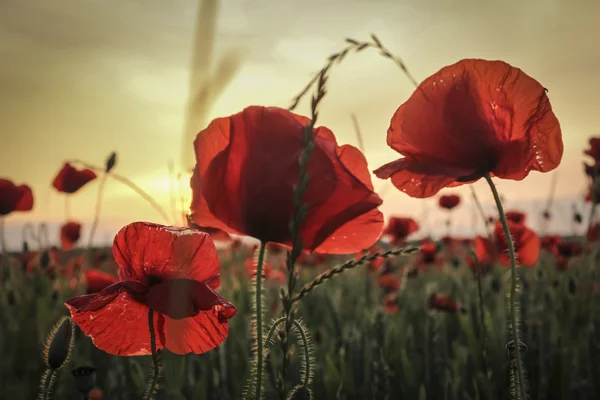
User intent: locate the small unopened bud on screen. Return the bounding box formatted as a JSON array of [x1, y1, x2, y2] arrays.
[[44, 317, 74, 369], [71, 366, 96, 394], [574, 212, 583, 224], [105, 152, 117, 173], [542, 210, 551, 220]]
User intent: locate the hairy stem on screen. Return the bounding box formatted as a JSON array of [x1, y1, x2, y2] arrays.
[[87, 173, 107, 249], [484, 174, 526, 398], [254, 242, 267, 399], [144, 309, 159, 400]]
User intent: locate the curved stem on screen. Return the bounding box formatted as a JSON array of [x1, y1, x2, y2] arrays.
[[484, 174, 526, 398], [293, 320, 311, 387], [45, 369, 58, 400], [87, 174, 107, 249], [144, 309, 159, 400], [265, 316, 287, 345], [68, 159, 171, 224], [254, 242, 267, 399]]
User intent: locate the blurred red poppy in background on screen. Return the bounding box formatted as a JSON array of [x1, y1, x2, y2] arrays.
[[374, 59, 563, 198], [475, 221, 540, 267], [428, 293, 464, 313], [555, 242, 583, 271], [52, 163, 97, 194], [505, 210, 526, 225], [65, 222, 236, 356], [541, 235, 563, 254], [0, 179, 33, 215], [378, 274, 401, 292], [383, 293, 399, 315], [438, 194, 461, 210], [383, 217, 419, 245], [85, 269, 118, 294], [189, 106, 384, 255], [60, 222, 82, 250]]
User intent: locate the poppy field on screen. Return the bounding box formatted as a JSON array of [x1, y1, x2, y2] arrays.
[[2, 33, 600, 400]]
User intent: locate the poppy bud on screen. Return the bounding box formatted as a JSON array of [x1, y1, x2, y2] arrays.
[[71, 366, 96, 394], [568, 278, 576, 295], [574, 212, 583, 224], [22, 241, 29, 253], [542, 210, 551, 220], [105, 152, 117, 173], [44, 317, 75, 369], [487, 216, 495, 225], [40, 251, 51, 269]]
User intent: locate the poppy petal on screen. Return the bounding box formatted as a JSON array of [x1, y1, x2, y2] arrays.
[[375, 157, 476, 198], [112, 222, 221, 285], [65, 288, 163, 356], [162, 309, 231, 355], [516, 226, 541, 266], [0, 179, 34, 215], [314, 207, 384, 254], [145, 279, 236, 320]]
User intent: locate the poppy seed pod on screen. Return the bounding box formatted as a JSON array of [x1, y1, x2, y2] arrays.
[[44, 317, 74, 369], [71, 366, 96, 394]]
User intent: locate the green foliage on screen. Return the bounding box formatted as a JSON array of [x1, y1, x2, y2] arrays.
[[1, 242, 600, 399]]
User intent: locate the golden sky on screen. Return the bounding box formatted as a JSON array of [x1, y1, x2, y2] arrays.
[[1, 0, 599, 248]]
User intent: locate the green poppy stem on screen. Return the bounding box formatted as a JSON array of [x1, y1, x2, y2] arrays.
[[484, 173, 526, 398], [144, 309, 159, 400], [87, 173, 107, 250], [254, 242, 267, 399]]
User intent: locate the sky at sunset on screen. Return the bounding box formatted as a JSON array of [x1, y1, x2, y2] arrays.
[[1, 0, 599, 249]]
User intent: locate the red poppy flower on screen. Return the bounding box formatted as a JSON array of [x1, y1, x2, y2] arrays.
[[0, 179, 34, 215], [65, 222, 236, 356], [438, 194, 461, 210], [541, 235, 563, 254], [378, 274, 401, 292], [475, 220, 540, 267], [85, 270, 118, 294], [60, 221, 82, 250], [383, 217, 419, 245], [383, 294, 399, 315], [505, 210, 526, 225], [52, 163, 97, 194], [418, 242, 439, 266], [374, 59, 563, 198], [555, 242, 583, 271], [189, 106, 384, 254], [428, 293, 464, 313]]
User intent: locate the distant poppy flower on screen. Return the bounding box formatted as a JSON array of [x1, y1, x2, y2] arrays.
[[378, 274, 401, 292], [383, 217, 419, 245], [416, 242, 440, 270], [505, 210, 526, 225], [383, 294, 399, 315], [584, 163, 600, 179], [189, 106, 384, 254], [186, 215, 231, 242], [555, 242, 583, 271], [60, 222, 82, 250], [541, 235, 563, 254], [475, 221, 540, 267], [0, 179, 34, 215], [85, 270, 118, 294], [65, 222, 236, 356], [428, 293, 464, 313], [52, 163, 97, 194], [438, 194, 461, 210], [374, 59, 563, 198]]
